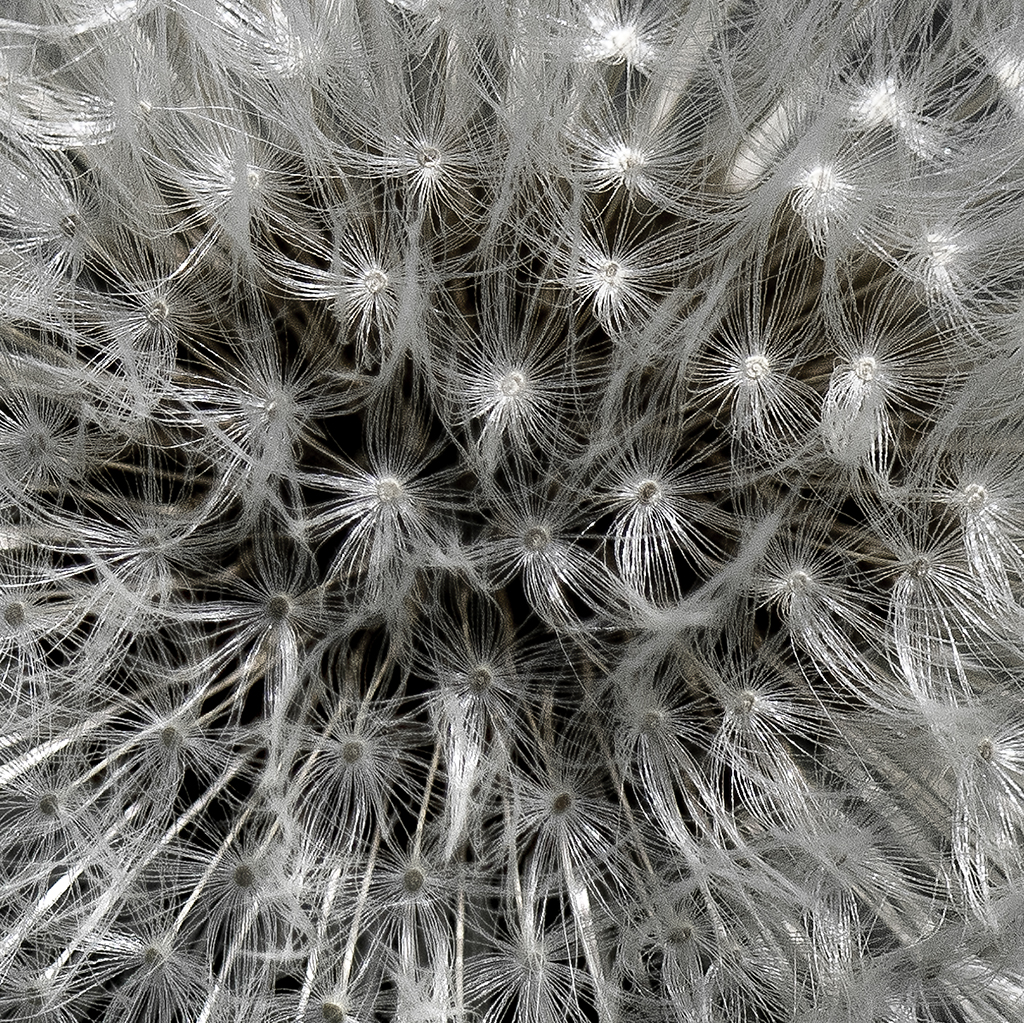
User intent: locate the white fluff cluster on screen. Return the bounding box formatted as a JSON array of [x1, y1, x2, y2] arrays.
[[3, 0, 1024, 1021]]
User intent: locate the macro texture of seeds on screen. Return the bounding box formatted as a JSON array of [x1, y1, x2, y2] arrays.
[[2, 1, 1024, 1021]]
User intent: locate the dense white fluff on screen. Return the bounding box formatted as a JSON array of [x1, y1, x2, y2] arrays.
[[4, 1, 1024, 1022]]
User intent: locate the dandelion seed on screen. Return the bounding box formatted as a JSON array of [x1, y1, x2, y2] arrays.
[[743, 354, 770, 381], [523, 526, 550, 553], [791, 163, 857, 253]]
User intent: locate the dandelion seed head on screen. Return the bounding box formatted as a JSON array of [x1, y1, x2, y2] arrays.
[[524, 526, 550, 552], [145, 298, 170, 325], [467, 665, 493, 692], [605, 144, 648, 188], [211, 153, 262, 195], [665, 921, 695, 946], [376, 477, 404, 505], [587, 258, 627, 313], [342, 740, 364, 763], [551, 790, 574, 815], [792, 163, 855, 249], [634, 479, 662, 506], [499, 370, 526, 397], [522, 948, 545, 976], [10, 2, 1024, 1019], [23, 431, 48, 460], [362, 267, 388, 295], [586, 258, 629, 319], [919, 231, 961, 295], [852, 77, 908, 129], [640, 708, 665, 735], [963, 483, 989, 511], [743, 354, 771, 381], [266, 593, 292, 621], [250, 387, 295, 431], [612, 146, 645, 173], [596, 21, 649, 66], [160, 724, 181, 749], [3, 600, 26, 628], [233, 863, 256, 888], [795, 164, 850, 211], [737, 690, 758, 714], [785, 569, 811, 594], [907, 555, 931, 580], [804, 164, 838, 195], [854, 355, 877, 382], [414, 142, 444, 184], [416, 144, 441, 167]]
